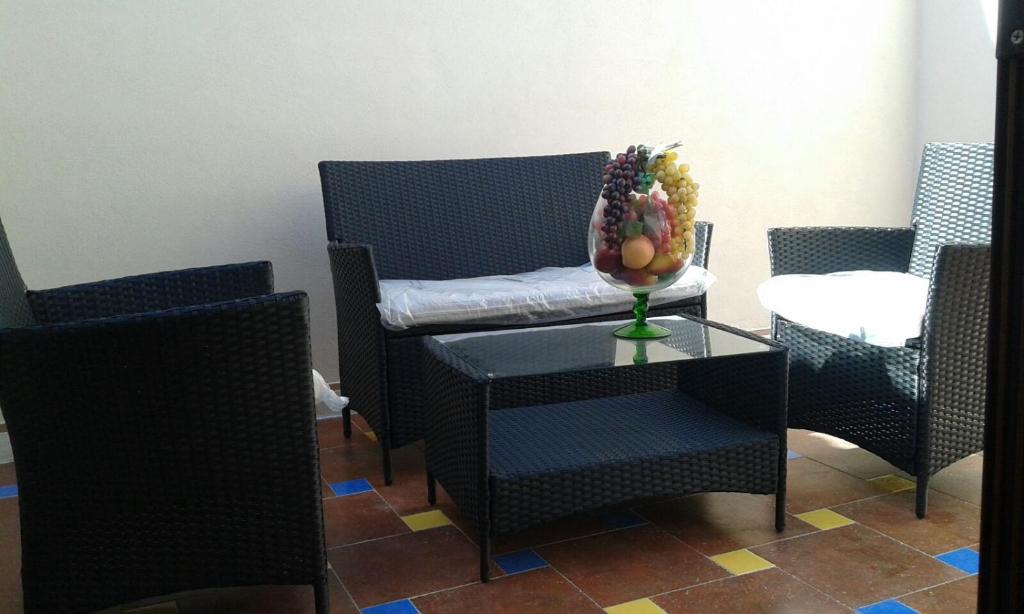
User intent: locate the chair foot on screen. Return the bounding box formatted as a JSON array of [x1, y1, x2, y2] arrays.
[[314, 580, 329, 614], [342, 407, 352, 439], [427, 471, 437, 505], [916, 477, 929, 519], [775, 492, 786, 532], [480, 530, 491, 582]]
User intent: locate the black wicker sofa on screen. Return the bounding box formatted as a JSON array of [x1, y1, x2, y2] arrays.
[[319, 152, 714, 482]]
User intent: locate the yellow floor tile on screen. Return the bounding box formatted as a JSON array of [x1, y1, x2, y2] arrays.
[[401, 509, 452, 531], [604, 597, 666, 614], [364, 430, 378, 442], [869, 474, 916, 493], [795, 508, 856, 531], [709, 549, 775, 576]]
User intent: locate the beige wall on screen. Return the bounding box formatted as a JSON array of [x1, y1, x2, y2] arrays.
[[0, 1, 919, 379], [916, 0, 997, 148]]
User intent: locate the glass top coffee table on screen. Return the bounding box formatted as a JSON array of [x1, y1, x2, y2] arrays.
[[421, 315, 788, 582]]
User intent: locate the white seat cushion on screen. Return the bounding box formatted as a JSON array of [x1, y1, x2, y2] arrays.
[[377, 264, 716, 331], [757, 270, 930, 347]]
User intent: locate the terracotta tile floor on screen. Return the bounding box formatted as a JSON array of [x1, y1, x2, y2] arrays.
[[0, 420, 983, 613]]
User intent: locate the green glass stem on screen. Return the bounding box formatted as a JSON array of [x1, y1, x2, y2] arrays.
[[629, 292, 647, 325], [613, 292, 672, 339], [633, 341, 649, 365]]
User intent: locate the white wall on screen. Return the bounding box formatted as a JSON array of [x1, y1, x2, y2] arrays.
[[916, 0, 998, 148], [0, 1, 918, 379]]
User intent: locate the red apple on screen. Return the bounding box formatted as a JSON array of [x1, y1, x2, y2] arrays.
[[593, 248, 621, 274], [613, 267, 659, 287]]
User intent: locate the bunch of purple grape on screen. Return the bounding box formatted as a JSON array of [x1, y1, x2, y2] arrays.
[[600, 145, 644, 248]]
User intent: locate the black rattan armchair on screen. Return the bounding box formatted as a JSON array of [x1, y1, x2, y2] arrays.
[[0, 218, 328, 613], [319, 152, 714, 483], [766, 142, 993, 517]]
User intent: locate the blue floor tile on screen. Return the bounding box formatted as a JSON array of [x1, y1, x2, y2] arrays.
[[601, 510, 647, 530], [857, 600, 918, 614], [0, 484, 16, 499], [329, 478, 373, 497], [362, 600, 419, 614], [787, 450, 802, 460], [494, 549, 548, 575], [936, 547, 980, 575]]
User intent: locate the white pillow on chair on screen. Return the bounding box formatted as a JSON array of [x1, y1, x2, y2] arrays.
[[757, 270, 930, 347]]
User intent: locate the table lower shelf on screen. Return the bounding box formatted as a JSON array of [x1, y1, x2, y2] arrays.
[[487, 388, 781, 535]]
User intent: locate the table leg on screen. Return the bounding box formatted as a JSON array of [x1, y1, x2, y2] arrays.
[[776, 448, 787, 532]]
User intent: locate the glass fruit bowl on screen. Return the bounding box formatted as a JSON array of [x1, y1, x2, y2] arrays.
[[587, 142, 700, 339]]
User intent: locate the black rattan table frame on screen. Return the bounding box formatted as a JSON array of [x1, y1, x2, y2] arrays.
[[421, 316, 788, 581]]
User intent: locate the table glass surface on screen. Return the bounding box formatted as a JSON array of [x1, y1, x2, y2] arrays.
[[432, 316, 780, 380]]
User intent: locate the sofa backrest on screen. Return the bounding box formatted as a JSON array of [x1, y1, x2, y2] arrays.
[[910, 142, 994, 277], [319, 152, 608, 280]]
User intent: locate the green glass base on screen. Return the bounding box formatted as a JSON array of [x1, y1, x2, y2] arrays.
[[613, 321, 672, 339]]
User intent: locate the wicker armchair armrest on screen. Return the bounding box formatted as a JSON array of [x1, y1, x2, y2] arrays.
[[767, 226, 915, 276], [327, 242, 387, 431], [0, 291, 324, 611], [26, 261, 274, 324], [919, 243, 990, 475]]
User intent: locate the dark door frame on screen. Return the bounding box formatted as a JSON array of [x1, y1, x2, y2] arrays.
[[979, 1, 1024, 611]]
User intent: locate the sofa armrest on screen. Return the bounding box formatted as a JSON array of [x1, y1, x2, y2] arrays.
[[919, 243, 990, 474], [767, 226, 915, 276], [327, 242, 388, 434], [26, 261, 274, 324]]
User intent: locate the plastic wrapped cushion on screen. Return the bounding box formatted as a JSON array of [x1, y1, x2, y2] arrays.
[[377, 264, 716, 331], [757, 270, 930, 347]]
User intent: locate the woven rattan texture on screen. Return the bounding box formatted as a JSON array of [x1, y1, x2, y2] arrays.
[[489, 390, 775, 478], [674, 344, 790, 437], [693, 220, 712, 269], [920, 244, 990, 475], [319, 152, 609, 280], [26, 262, 275, 324], [486, 362, 676, 412], [423, 319, 786, 537], [0, 291, 326, 613], [909, 143, 994, 277], [328, 234, 710, 453], [328, 244, 389, 442], [767, 143, 993, 499], [768, 226, 915, 276], [488, 390, 779, 534], [323, 154, 715, 481], [386, 301, 705, 447], [0, 218, 35, 328], [777, 317, 921, 474], [422, 336, 489, 528]]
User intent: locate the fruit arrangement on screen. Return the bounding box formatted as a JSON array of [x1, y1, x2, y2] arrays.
[[588, 142, 700, 292]]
